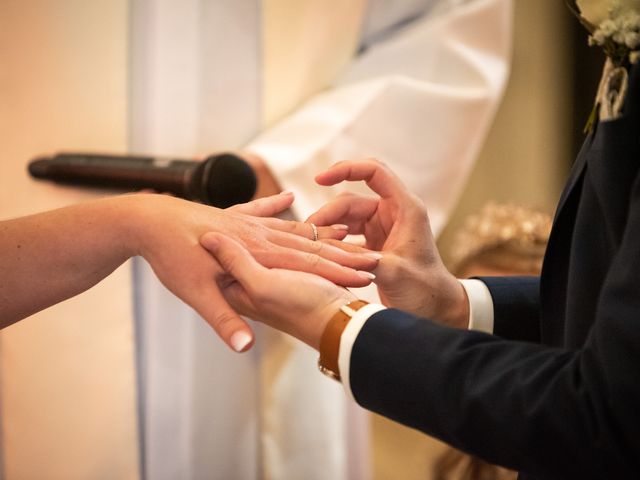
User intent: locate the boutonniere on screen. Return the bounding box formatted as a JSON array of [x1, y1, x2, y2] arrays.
[[567, 0, 640, 127]]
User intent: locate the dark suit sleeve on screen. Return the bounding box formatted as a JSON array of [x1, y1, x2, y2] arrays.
[[350, 247, 640, 478], [475, 276, 541, 342]]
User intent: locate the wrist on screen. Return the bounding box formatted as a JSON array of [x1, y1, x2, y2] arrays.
[[309, 290, 358, 350], [112, 193, 165, 259], [436, 275, 470, 329], [88, 195, 146, 262]]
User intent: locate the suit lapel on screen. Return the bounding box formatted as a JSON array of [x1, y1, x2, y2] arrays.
[[554, 136, 590, 220]]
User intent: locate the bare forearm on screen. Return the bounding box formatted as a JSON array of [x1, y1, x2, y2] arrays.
[[0, 196, 138, 327], [0, 191, 378, 342]]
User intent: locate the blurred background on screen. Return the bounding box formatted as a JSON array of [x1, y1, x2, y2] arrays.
[[0, 1, 603, 479]]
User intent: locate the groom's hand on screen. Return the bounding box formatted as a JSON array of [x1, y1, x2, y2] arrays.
[[308, 159, 468, 329]]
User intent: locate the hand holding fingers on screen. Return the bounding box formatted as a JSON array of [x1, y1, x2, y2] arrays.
[[229, 191, 351, 243], [239, 213, 377, 274], [252, 243, 376, 288], [189, 279, 255, 353], [201, 233, 357, 348], [258, 216, 349, 241], [308, 191, 398, 251], [156, 193, 375, 284], [200, 232, 269, 295], [309, 159, 465, 326], [311, 240, 423, 292], [319, 238, 383, 258], [257, 234, 380, 278], [130, 194, 369, 351], [147, 244, 255, 353], [315, 158, 411, 200], [306, 193, 380, 233], [313, 160, 431, 251]]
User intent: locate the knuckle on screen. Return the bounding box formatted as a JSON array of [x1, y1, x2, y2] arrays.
[[309, 239, 324, 253], [369, 157, 386, 168], [213, 311, 237, 330], [275, 219, 297, 232], [304, 252, 322, 268]]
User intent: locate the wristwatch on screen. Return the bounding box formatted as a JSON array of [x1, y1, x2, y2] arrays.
[[318, 300, 369, 382]]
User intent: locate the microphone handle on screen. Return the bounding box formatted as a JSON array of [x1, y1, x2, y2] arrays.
[[28, 153, 195, 196]]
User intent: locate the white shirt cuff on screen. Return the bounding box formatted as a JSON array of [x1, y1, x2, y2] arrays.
[[338, 303, 387, 401], [459, 279, 494, 334]]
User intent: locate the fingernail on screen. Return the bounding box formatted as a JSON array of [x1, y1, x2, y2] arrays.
[[331, 224, 349, 230], [363, 252, 383, 260], [280, 190, 294, 195], [357, 270, 376, 280], [230, 331, 252, 352]]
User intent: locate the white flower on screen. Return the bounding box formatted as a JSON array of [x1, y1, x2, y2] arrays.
[[591, 9, 640, 49], [578, 0, 640, 54]]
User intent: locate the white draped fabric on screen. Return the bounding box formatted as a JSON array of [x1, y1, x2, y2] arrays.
[[131, 0, 512, 479], [130, 1, 262, 478]]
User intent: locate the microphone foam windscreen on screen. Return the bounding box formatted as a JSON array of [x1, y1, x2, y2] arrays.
[[204, 153, 257, 208]]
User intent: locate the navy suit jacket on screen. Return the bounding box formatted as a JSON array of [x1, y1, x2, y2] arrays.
[[349, 64, 640, 479]]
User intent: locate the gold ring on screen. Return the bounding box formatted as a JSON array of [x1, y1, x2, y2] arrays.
[[310, 223, 319, 241]]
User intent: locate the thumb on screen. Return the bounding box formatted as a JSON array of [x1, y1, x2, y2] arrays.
[[200, 232, 269, 296], [191, 283, 255, 353]]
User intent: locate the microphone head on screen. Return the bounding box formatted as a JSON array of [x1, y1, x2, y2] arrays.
[[192, 153, 257, 208], [28, 157, 53, 178]]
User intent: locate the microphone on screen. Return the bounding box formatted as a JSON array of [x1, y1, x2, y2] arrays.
[[28, 152, 257, 208]]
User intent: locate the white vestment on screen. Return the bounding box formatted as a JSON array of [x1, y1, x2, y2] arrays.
[[131, 0, 512, 478]]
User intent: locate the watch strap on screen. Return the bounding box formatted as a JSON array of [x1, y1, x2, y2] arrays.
[[318, 300, 369, 381]]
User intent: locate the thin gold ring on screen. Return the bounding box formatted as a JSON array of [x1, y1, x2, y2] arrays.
[[310, 223, 319, 241]]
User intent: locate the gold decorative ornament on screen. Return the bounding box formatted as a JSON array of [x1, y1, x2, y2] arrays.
[[449, 203, 552, 276]]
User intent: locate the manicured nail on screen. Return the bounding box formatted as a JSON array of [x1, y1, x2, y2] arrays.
[[230, 331, 252, 352], [363, 252, 383, 260], [357, 270, 376, 280], [331, 224, 349, 230]]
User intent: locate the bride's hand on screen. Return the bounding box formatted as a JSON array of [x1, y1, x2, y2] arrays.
[[128, 192, 378, 351], [200, 232, 357, 349]]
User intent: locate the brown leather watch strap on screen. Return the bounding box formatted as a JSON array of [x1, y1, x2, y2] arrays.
[[318, 300, 369, 382]]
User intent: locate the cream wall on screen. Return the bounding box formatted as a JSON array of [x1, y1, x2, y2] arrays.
[[372, 1, 575, 479], [438, 0, 574, 256], [0, 1, 138, 478]]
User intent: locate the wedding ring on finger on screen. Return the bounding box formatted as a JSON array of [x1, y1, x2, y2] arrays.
[[310, 223, 319, 242]]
